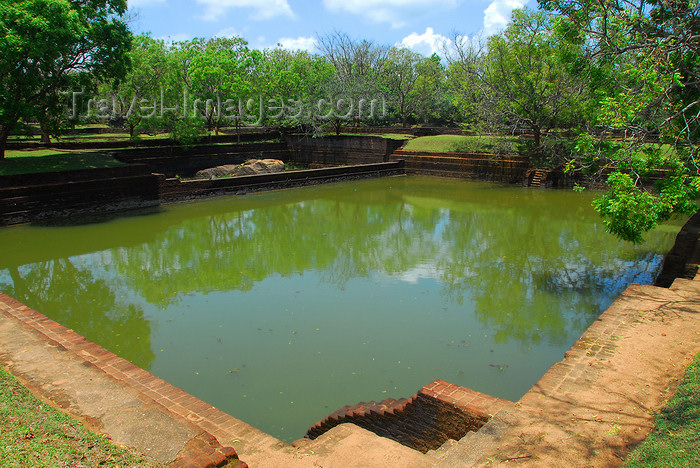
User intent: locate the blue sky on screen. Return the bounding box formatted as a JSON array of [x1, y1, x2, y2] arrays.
[[127, 0, 531, 56]]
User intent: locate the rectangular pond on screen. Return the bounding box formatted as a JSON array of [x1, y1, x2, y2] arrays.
[[0, 176, 683, 442]]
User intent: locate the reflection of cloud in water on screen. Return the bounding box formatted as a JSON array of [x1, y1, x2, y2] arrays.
[[390, 263, 476, 284]]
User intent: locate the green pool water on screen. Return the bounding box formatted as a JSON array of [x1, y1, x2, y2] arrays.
[[0, 176, 684, 441]]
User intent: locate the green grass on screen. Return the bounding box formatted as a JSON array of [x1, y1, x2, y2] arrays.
[[402, 135, 519, 153], [0, 150, 124, 175], [625, 353, 700, 467], [0, 366, 157, 468]]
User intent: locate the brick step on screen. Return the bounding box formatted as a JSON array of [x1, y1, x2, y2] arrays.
[[669, 277, 700, 293], [425, 437, 460, 460], [435, 410, 515, 467]]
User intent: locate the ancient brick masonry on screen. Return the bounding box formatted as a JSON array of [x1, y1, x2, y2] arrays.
[[306, 379, 513, 453]]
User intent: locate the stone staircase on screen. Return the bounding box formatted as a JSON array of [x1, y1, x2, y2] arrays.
[[305, 380, 513, 455], [528, 168, 548, 187]]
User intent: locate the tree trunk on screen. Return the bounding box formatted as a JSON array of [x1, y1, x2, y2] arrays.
[[40, 130, 51, 144], [533, 126, 541, 148], [0, 125, 10, 159]]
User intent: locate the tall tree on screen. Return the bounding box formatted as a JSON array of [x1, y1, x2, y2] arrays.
[[317, 31, 391, 132], [413, 53, 453, 125], [448, 10, 587, 157], [382, 47, 422, 126], [183, 37, 262, 135], [103, 35, 177, 139], [257, 48, 335, 129], [0, 0, 132, 158]]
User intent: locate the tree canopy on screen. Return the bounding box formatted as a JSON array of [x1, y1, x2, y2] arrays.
[[0, 0, 132, 157]]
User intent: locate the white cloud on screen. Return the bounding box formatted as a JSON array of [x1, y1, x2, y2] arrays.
[[398, 27, 449, 56], [128, 0, 166, 7], [196, 0, 294, 22], [483, 0, 526, 36], [277, 36, 318, 53], [215, 27, 239, 38], [323, 0, 458, 29]]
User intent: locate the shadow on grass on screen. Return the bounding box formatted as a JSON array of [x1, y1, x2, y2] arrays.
[[0, 151, 124, 176]]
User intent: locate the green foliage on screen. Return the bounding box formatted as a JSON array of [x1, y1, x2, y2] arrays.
[[446, 8, 588, 168], [624, 353, 700, 467], [539, 0, 700, 242], [0, 0, 132, 157], [593, 173, 661, 243], [594, 170, 700, 243], [103, 35, 178, 138], [169, 117, 206, 149]]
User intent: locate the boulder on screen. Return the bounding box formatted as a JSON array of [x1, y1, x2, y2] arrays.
[[236, 159, 285, 176], [194, 164, 239, 179], [194, 159, 285, 179]]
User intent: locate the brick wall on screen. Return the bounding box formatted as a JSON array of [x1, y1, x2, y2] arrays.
[[390, 150, 531, 184], [0, 165, 160, 226], [286, 135, 406, 166], [114, 142, 290, 177]]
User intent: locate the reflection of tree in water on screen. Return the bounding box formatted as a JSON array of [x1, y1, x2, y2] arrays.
[[111, 187, 445, 308], [105, 178, 677, 348], [435, 196, 673, 349], [2, 258, 155, 369]]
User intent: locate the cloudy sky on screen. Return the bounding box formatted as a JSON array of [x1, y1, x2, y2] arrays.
[[127, 0, 530, 55]]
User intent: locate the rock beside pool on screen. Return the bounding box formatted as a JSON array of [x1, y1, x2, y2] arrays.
[[195, 164, 240, 179], [236, 159, 285, 176], [195, 159, 285, 179]]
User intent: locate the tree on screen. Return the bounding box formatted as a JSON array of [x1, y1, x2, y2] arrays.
[[539, 0, 700, 242], [317, 31, 391, 132], [0, 0, 132, 158], [182, 37, 262, 136], [413, 53, 454, 125], [382, 48, 422, 126], [103, 35, 176, 140], [448, 9, 587, 157], [257, 47, 335, 130]]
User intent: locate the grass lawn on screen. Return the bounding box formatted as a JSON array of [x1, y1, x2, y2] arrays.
[[624, 352, 700, 467], [402, 135, 519, 153], [0, 150, 124, 176], [0, 366, 157, 467]]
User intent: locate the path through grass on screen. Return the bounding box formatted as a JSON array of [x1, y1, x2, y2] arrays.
[[0, 150, 124, 175]]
